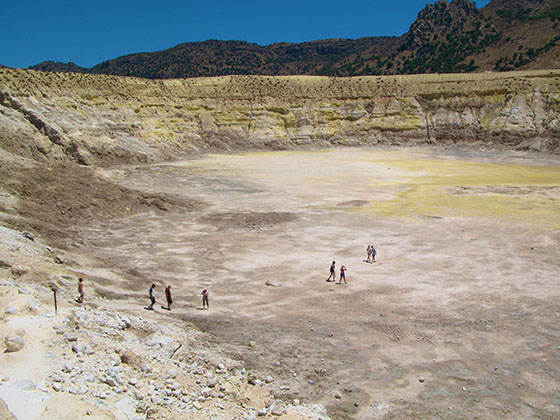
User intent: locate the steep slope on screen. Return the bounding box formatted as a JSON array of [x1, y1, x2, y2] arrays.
[[480, 0, 560, 71]]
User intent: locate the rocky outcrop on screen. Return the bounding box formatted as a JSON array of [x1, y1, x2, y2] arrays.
[[0, 68, 559, 165]]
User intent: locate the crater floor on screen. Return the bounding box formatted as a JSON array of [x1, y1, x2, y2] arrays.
[[84, 147, 560, 419]]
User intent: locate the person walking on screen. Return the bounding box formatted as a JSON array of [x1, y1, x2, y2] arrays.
[[366, 245, 372, 262], [165, 285, 173, 310], [371, 245, 377, 263], [327, 261, 336, 282], [76, 278, 84, 303], [338, 265, 347, 284], [148, 284, 156, 310], [201, 288, 209, 309]]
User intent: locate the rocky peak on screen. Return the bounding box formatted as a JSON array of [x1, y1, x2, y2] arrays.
[[393, 0, 502, 73], [404, 0, 483, 50]]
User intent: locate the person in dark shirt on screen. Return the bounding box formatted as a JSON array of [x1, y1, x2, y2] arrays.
[[165, 285, 173, 310], [327, 261, 336, 282], [148, 284, 156, 310], [201, 289, 209, 309]]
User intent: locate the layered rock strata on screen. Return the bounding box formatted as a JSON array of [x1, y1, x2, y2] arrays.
[[0, 68, 559, 165]]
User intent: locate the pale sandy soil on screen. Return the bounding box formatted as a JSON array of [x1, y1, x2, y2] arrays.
[[72, 147, 560, 419]]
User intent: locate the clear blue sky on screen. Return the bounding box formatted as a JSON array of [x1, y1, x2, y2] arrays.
[[1, 0, 491, 69]]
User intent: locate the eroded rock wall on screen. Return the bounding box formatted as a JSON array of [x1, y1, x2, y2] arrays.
[[1, 68, 559, 164]]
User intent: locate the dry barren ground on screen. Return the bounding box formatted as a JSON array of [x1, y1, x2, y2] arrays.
[[69, 147, 560, 419]]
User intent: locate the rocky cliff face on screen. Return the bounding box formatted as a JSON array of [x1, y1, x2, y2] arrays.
[[0, 68, 559, 165]]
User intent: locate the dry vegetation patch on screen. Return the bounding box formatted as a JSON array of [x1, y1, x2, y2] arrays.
[[199, 211, 298, 230]]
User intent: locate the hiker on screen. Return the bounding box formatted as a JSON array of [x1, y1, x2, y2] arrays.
[[148, 284, 156, 310], [366, 245, 372, 262], [201, 289, 209, 309], [165, 285, 173, 310], [338, 265, 347, 284], [371, 245, 377, 263], [327, 261, 336, 282], [76, 278, 84, 303]]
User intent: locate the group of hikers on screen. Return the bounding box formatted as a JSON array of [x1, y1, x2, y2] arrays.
[[147, 284, 209, 311], [147, 284, 174, 311], [366, 245, 377, 263], [75, 244, 378, 309], [326, 261, 347, 284], [75, 278, 210, 311], [326, 244, 377, 284]]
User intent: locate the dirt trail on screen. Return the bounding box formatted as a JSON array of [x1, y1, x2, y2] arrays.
[[71, 147, 560, 419]]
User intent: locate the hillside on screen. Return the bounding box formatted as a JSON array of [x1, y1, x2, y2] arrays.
[[27, 0, 560, 78]]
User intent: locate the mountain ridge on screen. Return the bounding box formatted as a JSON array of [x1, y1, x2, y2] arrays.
[[23, 0, 560, 78]]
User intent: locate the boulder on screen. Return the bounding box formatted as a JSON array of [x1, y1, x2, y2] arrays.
[[72, 342, 86, 354], [23, 231, 35, 241], [105, 377, 117, 387], [0, 260, 12, 268], [54, 255, 67, 265], [120, 315, 132, 329], [4, 336, 24, 353], [11, 266, 29, 277], [207, 377, 218, 388], [201, 387, 213, 398], [121, 349, 143, 369]]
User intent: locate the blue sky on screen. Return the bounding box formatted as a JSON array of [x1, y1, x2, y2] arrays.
[[1, 0, 491, 69]]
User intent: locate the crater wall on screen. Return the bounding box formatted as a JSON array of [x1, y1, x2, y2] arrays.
[[1, 68, 559, 165]]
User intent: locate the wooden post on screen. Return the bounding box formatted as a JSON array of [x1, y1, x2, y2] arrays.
[[53, 289, 58, 315], [49, 280, 59, 316]]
